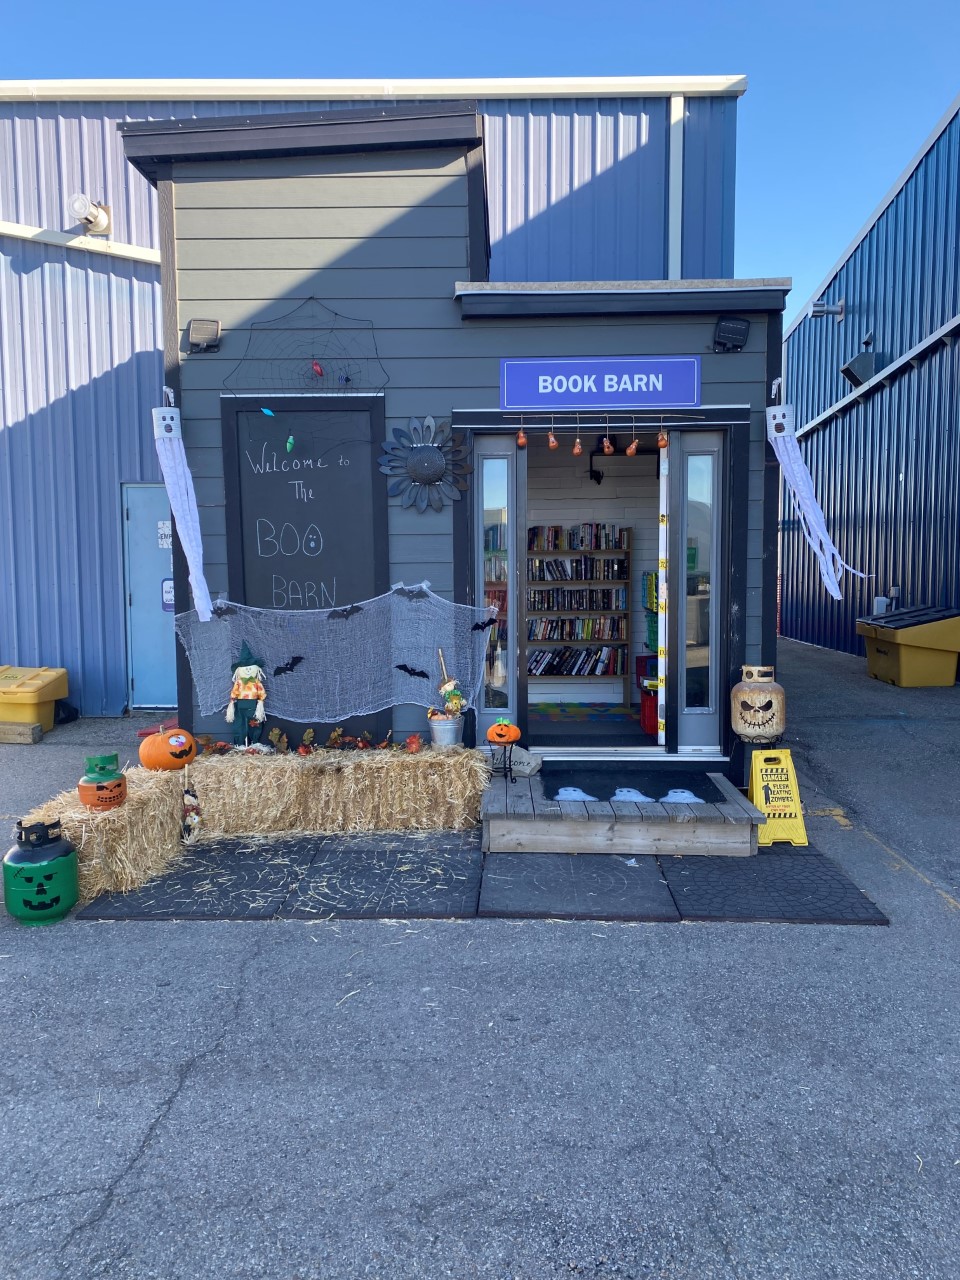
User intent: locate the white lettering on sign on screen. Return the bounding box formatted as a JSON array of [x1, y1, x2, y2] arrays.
[[603, 373, 665, 393], [256, 518, 323, 558], [271, 575, 336, 609], [246, 442, 328, 475]]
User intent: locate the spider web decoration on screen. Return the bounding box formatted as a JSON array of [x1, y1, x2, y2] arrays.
[[221, 297, 390, 395], [175, 584, 498, 723]]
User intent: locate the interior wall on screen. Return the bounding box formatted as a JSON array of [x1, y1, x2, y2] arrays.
[[525, 435, 659, 705]]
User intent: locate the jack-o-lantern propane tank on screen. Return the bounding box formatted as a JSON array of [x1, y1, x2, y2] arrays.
[[77, 753, 127, 811], [730, 666, 785, 744], [3, 819, 78, 926], [139, 729, 198, 771]]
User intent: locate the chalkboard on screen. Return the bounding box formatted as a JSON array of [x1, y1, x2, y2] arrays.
[[222, 397, 388, 611], [222, 396, 389, 742]]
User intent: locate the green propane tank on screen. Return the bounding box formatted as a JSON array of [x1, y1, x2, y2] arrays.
[[3, 819, 78, 926]]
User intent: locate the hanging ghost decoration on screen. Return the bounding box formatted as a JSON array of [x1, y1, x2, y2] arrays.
[[152, 398, 213, 621], [766, 405, 865, 600]]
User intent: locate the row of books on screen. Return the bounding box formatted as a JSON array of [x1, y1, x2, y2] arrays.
[[527, 523, 631, 552], [641, 569, 659, 611], [484, 555, 509, 583], [527, 555, 629, 582], [527, 646, 628, 677], [527, 616, 626, 641], [527, 587, 628, 612], [483, 523, 509, 552]]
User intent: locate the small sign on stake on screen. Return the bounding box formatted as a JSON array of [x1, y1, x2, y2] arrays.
[[748, 748, 808, 846]]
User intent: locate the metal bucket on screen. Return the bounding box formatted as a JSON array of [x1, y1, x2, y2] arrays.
[[429, 716, 463, 747]]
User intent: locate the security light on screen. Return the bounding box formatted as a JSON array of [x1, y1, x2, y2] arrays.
[[809, 297, 845, 321], [67, 192, 111, 235], [713, 316, 750, 352], [187, 319, 222, 353]]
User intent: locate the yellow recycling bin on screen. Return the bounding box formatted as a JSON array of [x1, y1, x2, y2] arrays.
[[856, 607, 960, 688], [0, 667, 69, 732]]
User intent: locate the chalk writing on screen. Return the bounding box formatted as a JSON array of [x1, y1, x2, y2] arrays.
[[272, 575, 336, 609], [256, 519, 323, 558]]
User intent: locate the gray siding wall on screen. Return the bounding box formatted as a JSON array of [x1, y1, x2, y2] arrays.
[[171, 148, 769, 732]]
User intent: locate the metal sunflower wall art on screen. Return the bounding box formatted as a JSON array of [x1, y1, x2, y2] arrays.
[[378, 416, 472, 512]]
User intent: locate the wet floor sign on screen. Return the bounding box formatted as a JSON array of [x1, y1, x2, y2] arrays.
[[748, 749, 808, 846]]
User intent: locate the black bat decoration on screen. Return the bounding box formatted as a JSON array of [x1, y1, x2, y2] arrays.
[[212, 602, 237, 617], [395, 663, 429, 680], [273, 656, 305, 677], [472, 618, 497, 632], [328, 605, 363, 619], [393, 586, 429, 600]]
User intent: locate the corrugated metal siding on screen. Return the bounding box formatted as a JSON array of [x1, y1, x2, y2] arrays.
[[779, 339, 960, 653], [0, 237, 162, 714], [681, 95, 736, 279], [786, 106, 960, 426], [480, 97, 671, 281], [0, 96, 736, 278]]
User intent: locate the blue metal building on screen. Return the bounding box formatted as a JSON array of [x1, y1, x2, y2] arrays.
[[0, 76, 744, 715], [782, 91, 960, 654]]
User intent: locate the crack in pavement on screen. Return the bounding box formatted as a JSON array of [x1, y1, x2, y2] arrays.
[[54, 934, 266, 1270]]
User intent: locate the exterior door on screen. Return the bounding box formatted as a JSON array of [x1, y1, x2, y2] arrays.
[[473, 437, 522, 740], [123, 484, 176, 707], [671, 432, 723, 749]]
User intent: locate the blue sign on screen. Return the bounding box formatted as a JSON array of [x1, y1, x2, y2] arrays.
[[500, 356, 701, 411]]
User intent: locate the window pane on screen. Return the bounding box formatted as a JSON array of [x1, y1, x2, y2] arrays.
[[685, 454, 713, 709], [482, 458, 510, 709]]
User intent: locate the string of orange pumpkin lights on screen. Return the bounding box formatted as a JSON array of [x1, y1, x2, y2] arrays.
[[514, 423, 669, 453]]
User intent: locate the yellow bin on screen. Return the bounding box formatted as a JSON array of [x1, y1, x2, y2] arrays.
[[856, 608, 960, 688], [0, 667, 70, 732]]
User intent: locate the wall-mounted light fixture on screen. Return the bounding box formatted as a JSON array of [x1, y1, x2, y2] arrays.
[[714, 316, 750, 352], [809, 297, 845, 322], [67, 192, 111, 235], [187, 319, 222, 353]]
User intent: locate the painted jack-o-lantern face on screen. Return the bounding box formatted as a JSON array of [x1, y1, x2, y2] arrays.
[[78, 776, 127, 811], [738, 697, 776, 730], [486, 718, 521, 745], [139, 729, 198, 771], [3, 853, 78, 926]]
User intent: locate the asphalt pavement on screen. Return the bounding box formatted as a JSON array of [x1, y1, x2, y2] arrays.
[[1, 640, 958, 1280]]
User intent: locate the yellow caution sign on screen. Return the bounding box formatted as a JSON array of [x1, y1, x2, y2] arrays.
[[748, 748, 808, 846]]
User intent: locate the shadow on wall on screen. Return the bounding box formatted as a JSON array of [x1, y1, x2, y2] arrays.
[[0, 279, 163, 714]]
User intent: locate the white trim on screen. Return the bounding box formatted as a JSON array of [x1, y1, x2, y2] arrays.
[[797, 309, 960, 438], [785, 89, 960, 340], [0, 219, 160, 266], [667, 94, 685, 280], [0, 76, 748, 103]]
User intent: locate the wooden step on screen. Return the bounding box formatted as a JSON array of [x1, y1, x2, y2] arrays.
[[481, 771, 764, 857]]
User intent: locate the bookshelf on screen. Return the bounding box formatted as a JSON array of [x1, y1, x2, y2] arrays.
[[526, 523, 632, 706]]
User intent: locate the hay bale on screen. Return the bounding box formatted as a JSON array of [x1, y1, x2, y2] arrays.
[[21, 746, 490, 901], [24, 770, 185, 903], [190, 746, 490, 837]]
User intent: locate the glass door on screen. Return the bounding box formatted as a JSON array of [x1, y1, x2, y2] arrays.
[[672, 431, 723, 750], [474, 437, 520, 740]]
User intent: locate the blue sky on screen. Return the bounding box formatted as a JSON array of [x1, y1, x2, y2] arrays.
[[3, 0, 958, 324]]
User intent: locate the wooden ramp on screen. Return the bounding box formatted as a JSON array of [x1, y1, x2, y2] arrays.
[[481, 772, 763, 857]]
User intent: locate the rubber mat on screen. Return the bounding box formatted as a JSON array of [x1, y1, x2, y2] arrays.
[[659, 852, 889, 925], [283, 834, 482, 920], [76, 832, 482, 922], [478, 852, 680, 921], [539, 762, 724, 804]]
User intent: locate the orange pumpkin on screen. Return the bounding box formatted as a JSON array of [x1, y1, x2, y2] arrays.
[[139, 729, 198, 771], [486, 718, 521, 745]]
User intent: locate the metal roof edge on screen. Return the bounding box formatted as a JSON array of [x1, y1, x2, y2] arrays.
[[784, 88, 960, 341], [0, 75, 748, 102], [455, 278, 791, 294]]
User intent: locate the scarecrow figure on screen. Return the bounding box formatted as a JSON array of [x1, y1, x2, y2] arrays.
[[225, 641, 267, 745]]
